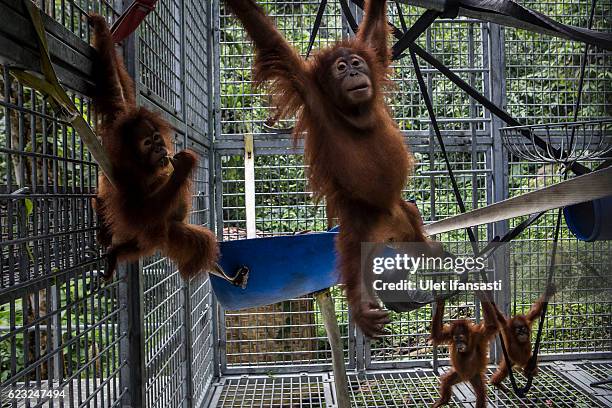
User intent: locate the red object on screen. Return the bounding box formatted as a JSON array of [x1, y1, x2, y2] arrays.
[[110, 0, 158, 42]]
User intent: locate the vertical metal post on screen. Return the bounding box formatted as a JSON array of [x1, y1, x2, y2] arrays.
[[181, 276, 194, 408], [213, 154, 227, 375], [211, 0, 225, 366], [209, 0, 227, 370], [118, 4, 146, 405], [208, 0, 222, 382], [468, 23, 479, 243], [426, 26, 440, 374], [344, 2, 362, 40], [488, 22, 509, 363], [348, 4, 366, 373], [119, 263, 146, 408], [468, 23, 482, 327], [178, 0, 194, 405], [50, 279, 61, 380]]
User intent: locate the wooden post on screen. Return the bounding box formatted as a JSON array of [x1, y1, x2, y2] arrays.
[[314, 289, 351, 408]]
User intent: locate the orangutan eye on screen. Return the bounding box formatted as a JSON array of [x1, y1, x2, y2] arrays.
[[152, 132, 160, 141], [143, 139, 152, 147], [351, 58, 361, 67], [337, 61, 347, 72]]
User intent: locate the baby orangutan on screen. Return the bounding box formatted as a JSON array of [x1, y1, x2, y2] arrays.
[[225, 0, 437, 337], [89, 15, 218, 280], [490, 284, 556, 387], [430, 296, 499, 408]]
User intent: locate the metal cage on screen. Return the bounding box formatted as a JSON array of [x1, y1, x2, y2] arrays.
[[0, 0, 610, 407]]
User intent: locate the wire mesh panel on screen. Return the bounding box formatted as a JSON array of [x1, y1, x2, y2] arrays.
[[504, 0, 611, 123], [577, 361, 612, 389], [37, 0, 119, 41], [219, 154, 350, 371], [135, 0, 216, 404], [142, 254, 188, 408], [485, 365, 609, 407], [184, 0, 212, 138], [210, 374, 329, 408], [1, 0, 216, 406], [367, 147, 491, 366], [348, 370, 463, 407], [187, 145, 216, 407], [502, 0, 611, 359], [138, 0, 183, 114], [506, 159, 611, 356], [387, 4, 488, 136], [0, 64, 125, 406], [219, 0, 344, 135], [189, 270, 216, 407], [141, 139, 216, 407], [141, 134, 187, 408]]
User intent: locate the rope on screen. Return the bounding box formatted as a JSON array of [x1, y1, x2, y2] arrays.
[[11, 0, 116, 187], [305, 0, 328, 59]]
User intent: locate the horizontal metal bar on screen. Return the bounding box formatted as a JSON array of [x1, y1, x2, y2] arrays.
[[215, 133, 493, 156], [421, 168, 492, 175], [221, 363, 339, 375], [361, 359, 434, 370], [540, 352, 612, 362]]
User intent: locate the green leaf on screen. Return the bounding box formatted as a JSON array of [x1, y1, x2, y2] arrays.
[[24, 198, 33, 217]]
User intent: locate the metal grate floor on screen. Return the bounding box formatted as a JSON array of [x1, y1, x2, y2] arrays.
[[207, 361, 612, 407], [209, 374, 329, 407]]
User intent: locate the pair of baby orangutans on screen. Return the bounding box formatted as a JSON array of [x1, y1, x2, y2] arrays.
[[91, 0, 431, 337], [431, 287, 555, 408]]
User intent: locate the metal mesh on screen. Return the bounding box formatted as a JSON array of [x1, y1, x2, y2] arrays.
[[208, 365, 612, 407], [388, 3, 488, 134], [348, 370, 464, 407], [142, 140, 215, 407], [504, 0, 612, 124], [219, 154, 350, 370], [1, 0, 611, 405], [219, 0, 344, 135], [38, 0, 119, 40], [485, 365, 608, 407], [217, 0, 500, 372], [368, 148, 490, 365], [138, 0, 183, 113], [0, 0, 216, 405], [217, 144, 492, 370], [141, 139, 187, 408], [507, 158, 612, 355], [211, 374, 328, 407], [188, 147, 216, 406], [184, 0, 212, 136], [0, 65, 125, 406], [505, 13, 612, 351], [142, 255, 187, 408], [578, 361, 612, 389]]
